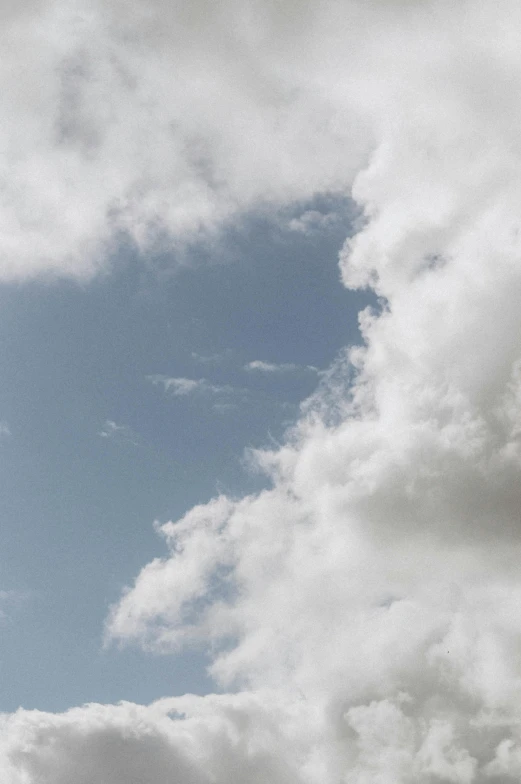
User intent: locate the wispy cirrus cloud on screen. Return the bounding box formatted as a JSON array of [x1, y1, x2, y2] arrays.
[[0, 421, 11, 438], [245, 360, 318, 374], [287, 209, 339, 234], [98, 420, 138, 445], [147, 374, 263, 417], [191, 350, 234, 366], [146, 375, 233, 397]]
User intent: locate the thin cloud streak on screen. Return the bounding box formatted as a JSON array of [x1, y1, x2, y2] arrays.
[[98, 420, 139, 445], [146, 375, 233, 397], [245, 360, 318, 374], [191, 351, 234, 366]]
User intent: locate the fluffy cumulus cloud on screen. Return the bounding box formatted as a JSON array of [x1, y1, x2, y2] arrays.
[[0, 0, 369, 280], [5, 0, 521, 782]]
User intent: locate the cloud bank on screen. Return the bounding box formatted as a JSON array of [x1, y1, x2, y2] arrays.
[[4, 0, 521, 782]]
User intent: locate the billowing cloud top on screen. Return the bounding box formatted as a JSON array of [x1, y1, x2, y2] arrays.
[[4, 0, 521, 782]]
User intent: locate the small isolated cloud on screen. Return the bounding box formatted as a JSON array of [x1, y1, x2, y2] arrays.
[[287, 209, 339, 234], [0, 421, 11, 438], [245, 360, 318, 374], [191, 350, 234, 366], [98, 420, 138, 445], [147, 375, 233, 397], [148, 376, 201, 396]]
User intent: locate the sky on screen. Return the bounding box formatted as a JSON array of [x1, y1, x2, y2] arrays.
[[3, 1, 521, 783], [0, 197, 371, 713]]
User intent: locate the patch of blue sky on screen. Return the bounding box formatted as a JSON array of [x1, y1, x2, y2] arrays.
[[0, 194, 374, 712]]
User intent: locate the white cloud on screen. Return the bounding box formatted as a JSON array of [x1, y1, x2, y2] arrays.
[[146, 375, 232, 397], [0, 694, 314, 784], [0, 0, 368, 281], [98, 420, 125, 437], [191, 351, 234, 366], [0, 422, 11, 438], [6, 1, 521, 782], [101, 2, 521, 781], [98, 419, 138, 445], [4, 0, 521, 286], [147, 376, 203, 396], [245, 360, 317, 374], [287, 209, 338, 234]]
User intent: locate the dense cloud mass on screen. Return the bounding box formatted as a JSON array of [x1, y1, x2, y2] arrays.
[[4, 0, 521, 782], [0, 0, 368, 279]]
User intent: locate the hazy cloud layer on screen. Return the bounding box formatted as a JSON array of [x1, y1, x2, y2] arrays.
[[4, 0, 521, 782]]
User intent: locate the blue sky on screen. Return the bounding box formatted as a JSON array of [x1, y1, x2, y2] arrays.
[[0, 198, 371, 712]]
